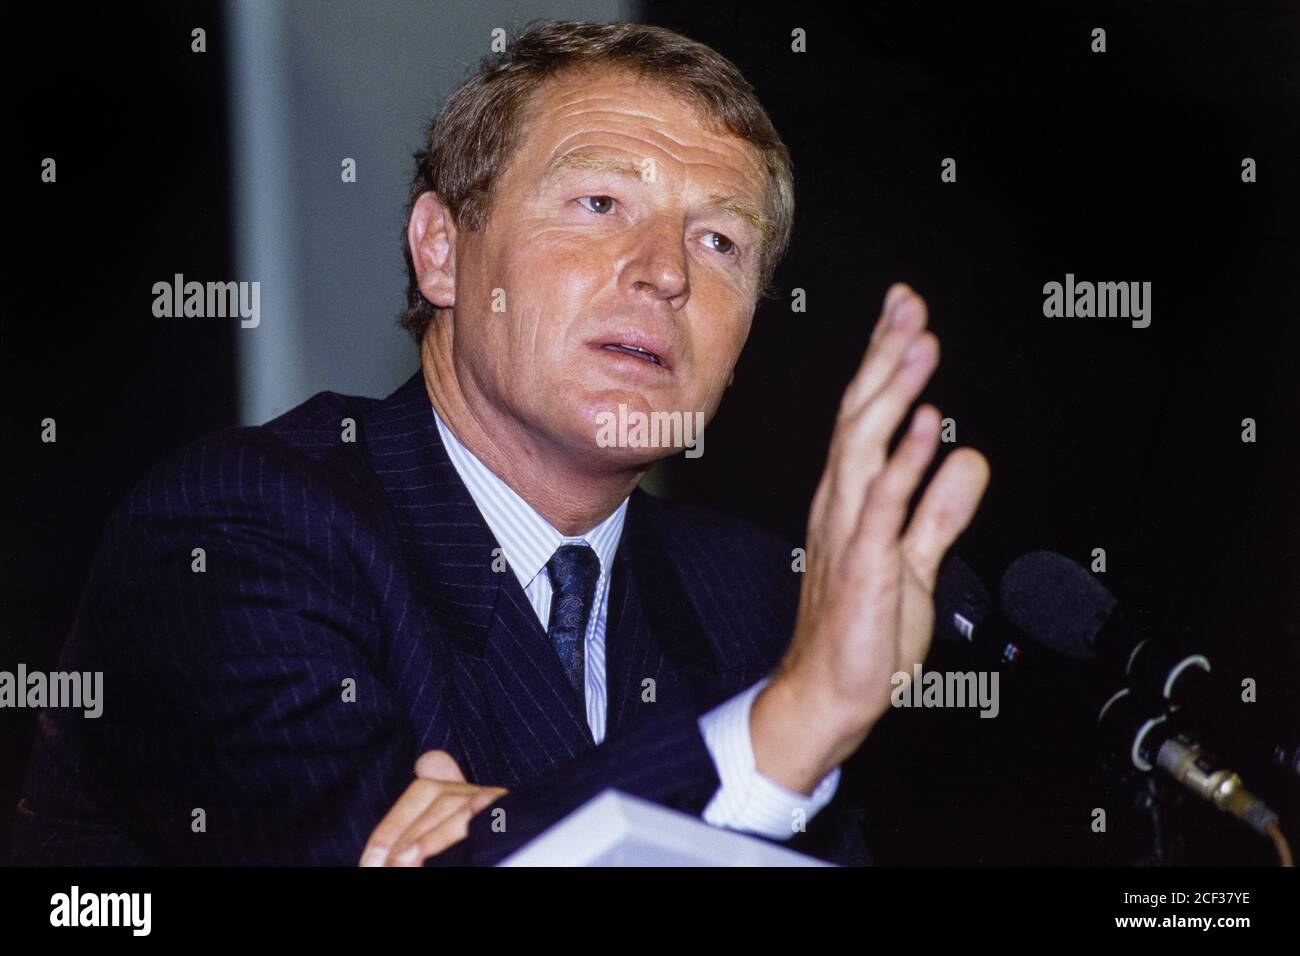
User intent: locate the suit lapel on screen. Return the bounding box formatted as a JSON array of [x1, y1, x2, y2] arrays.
[[604, 491, 724, 738], [362, 373, 592, 787]]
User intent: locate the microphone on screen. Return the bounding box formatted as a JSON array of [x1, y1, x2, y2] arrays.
[[998, 550, 1294, 860], [998, 551, 1214, 707], [1097, 687, 1284, 839], [998, 552, 1300, 775], [933, 554, 1029, 668]]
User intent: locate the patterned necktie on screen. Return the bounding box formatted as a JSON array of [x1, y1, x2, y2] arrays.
[[544, 543, 601, 701]]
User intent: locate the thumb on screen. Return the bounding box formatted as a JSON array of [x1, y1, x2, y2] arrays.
[[414, 749, 465, 782]]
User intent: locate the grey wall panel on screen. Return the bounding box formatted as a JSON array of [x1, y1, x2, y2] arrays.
[[225, 0, 633, 424]]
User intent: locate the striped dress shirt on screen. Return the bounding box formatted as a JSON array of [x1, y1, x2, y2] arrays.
[[433, 408, 840, 839]]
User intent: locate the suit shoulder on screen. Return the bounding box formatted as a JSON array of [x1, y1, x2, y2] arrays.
[[259, 389, 383, 458], [119, 389, 383, 524], [633, 490, 800, 578]]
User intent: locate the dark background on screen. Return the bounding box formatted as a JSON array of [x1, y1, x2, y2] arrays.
[[5, 2, 1298, 865]]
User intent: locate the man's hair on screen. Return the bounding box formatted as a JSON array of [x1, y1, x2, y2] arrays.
[[399, 18, 795, 341]]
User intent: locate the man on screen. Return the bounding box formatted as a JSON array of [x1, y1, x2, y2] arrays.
[[14, 20, 988, 866]]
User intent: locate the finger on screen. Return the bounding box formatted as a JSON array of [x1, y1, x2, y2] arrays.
[[388, 793, 473, 866], [415, 749, 465, 782], [388, 783, 502, 864], [853, 404, 943, 548], [391, 788, 507, 867], [406, 805, 477, 864], [899, 447, 991, 588], [839, 293, 929, 421], [468, 787, 508, 814], [824, 332, 939, 522], [812, 289, 927, 534], [870, 282, 916, 348], [850, 331, 939, 462], [895, 561, 940, 679], [360, 778, 445, 867]]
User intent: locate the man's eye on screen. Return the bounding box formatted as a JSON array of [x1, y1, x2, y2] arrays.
[[577, 195, 616, 215], [705, 232, 739, 257]]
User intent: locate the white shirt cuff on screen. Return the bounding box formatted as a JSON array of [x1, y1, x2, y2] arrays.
[[696, 677, 841, 840]]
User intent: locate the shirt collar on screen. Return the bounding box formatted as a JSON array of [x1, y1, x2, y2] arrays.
[[432, 405, 628, 593]]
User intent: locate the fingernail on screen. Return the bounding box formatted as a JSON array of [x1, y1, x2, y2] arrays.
[[904, 339, 925, 362], [393, 845, 419, 865], [360, 847, 387, 867]]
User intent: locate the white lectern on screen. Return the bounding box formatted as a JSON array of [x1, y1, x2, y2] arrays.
[[499, 789, 832, 866]]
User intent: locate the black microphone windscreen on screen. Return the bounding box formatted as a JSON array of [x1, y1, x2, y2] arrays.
[[998, 551, 1116, 660]]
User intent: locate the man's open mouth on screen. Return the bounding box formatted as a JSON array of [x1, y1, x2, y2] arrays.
[[599, 343, 663, 366]]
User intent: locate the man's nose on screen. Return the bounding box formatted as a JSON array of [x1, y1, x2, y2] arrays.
[[621, 216, 690, 303]]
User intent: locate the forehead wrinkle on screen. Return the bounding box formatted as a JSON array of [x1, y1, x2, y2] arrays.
[[551, 100, 676, 126], [544, 127, 746, 181], [538, 69, 757, 153], [541, 89, 762, 170]]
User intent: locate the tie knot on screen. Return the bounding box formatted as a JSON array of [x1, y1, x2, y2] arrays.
[[545, 543, 601, 598]]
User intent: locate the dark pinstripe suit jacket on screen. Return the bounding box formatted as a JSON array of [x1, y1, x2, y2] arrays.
[[14, 372, 870, 865]]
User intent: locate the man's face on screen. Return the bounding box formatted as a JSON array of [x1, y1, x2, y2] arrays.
[[436, 66, 771, 468]]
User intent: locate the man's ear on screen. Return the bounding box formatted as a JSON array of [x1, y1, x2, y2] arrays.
[[407, 191, 458, 309]]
